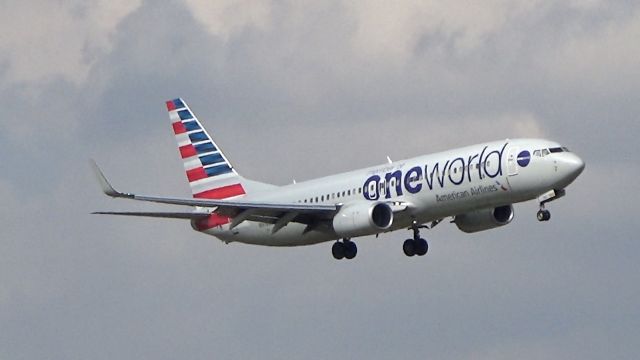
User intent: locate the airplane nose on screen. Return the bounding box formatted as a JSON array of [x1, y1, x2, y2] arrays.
[[564, 153, 585, 178]]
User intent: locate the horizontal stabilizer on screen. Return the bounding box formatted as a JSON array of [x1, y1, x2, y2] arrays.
[[90, 162, 338, 218], [92, 211, 210, 219]]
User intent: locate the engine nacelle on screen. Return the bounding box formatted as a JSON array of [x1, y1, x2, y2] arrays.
[[454, 205, 514, 233], [333, 201, 393, 238]]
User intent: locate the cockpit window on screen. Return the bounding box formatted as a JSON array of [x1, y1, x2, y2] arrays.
[[533, 150, 541, 157], [542, 149, 550, 156], [562, 147, 570, 152], [549, 147, 565, 153]]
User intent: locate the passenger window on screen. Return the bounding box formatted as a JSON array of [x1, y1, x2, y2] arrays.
[[347, 190, 351, 196], [321, 195, 324, 201], [315, 197, 318, 202]]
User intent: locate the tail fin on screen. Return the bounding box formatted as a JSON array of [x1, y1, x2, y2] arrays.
[[166, 98, 247, 199]]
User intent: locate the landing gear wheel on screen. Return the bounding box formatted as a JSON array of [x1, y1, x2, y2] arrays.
[[537, 209, 551, 222], [344, 240, 358, 259], [414, 238, 428, 256], [403, 239, 416, 257], [332, 241, 345, 260]]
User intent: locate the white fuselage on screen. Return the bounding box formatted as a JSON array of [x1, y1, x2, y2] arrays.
[[197, 138, 584, 246]]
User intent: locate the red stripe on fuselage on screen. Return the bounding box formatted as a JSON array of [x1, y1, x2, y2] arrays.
[[179, 144, 197, 158], [166, 100, 176, 111], [194, 183, 245, 199], [186, 167, 207, 182], [194, 213, 230, 230], [172, 121, 186, 134]]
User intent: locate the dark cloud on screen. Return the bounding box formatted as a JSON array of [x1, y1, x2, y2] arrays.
[[0, 1, 638, 359]]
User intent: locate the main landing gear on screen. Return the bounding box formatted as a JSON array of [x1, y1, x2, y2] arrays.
[[332, 239, 357, 260], [403, 221, 429, 257]]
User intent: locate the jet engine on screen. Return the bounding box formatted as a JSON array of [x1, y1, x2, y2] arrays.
[[333, 201, 393, 238], [454, 205, 514, 233]]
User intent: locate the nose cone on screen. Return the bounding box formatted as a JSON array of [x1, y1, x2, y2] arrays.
[[559, 153, 585, 186], [566, 153, 586, 177]]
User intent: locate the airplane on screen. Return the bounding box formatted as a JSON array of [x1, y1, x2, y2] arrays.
[[92, 98, 585, 260]]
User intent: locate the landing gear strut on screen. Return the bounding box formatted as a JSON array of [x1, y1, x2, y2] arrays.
[[332, 239, 357, 260], [403, 221, 429, 257], [536, 189, 564, 222]]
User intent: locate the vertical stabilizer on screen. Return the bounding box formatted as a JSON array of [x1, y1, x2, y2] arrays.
[[166, 98, 246, 200]]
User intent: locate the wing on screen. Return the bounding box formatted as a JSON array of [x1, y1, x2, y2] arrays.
[[91, 160, 339, 231]]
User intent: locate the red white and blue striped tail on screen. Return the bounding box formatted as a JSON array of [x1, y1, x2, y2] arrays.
[[166, 98, 246, 200]]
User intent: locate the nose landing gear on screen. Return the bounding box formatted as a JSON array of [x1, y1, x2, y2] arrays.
[[536, 189, 565, 222], [537, 208, 551, 221]]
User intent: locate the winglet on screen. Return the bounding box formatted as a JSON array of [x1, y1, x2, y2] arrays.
[[90, 160, 131, 198]]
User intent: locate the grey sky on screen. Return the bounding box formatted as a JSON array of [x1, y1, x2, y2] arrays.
[[1, 1, 638, 359]]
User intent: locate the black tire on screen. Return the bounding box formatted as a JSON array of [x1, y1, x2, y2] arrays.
[[403, 239, 416, 257], [332, 242, 345, 260], [537, 210, 551, 222], [415, 238, 428, 256], [537, 210, 545, 222], [344, 241, 357, 259]]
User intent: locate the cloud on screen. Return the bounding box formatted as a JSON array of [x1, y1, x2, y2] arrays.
[[540, 5, 640, 93], [0, 0, 141, 87], [183, 0, 272, 40], [348, 0, 537, 61]]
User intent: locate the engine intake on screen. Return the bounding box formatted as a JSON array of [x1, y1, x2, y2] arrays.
[[333, 201, 393, 238], [454, 205, 514, 233]]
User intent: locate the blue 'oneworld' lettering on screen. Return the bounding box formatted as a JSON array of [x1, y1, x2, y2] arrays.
[[363, 143, 508, 200]]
